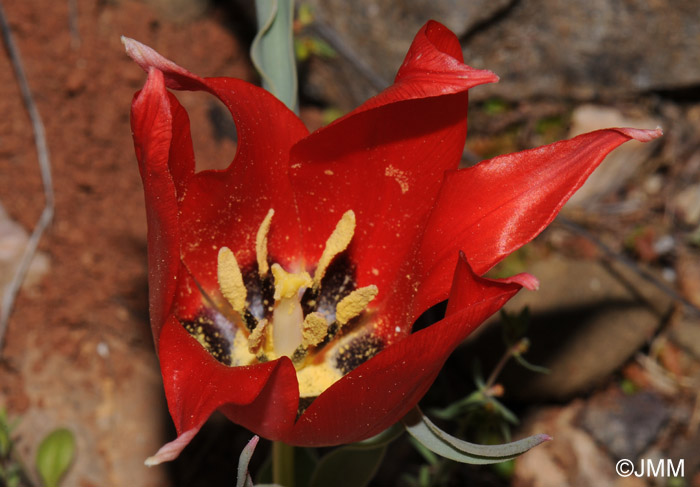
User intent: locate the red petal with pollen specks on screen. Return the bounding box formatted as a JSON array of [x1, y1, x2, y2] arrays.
[[158, 315, 299, 455], [284, 253, 523, 446], [130, 68, 180, 340], [289, 21, 498, 339], [125, 36, 309, 301], [411, 127, 663, 322], [176, 76, 308, 293]]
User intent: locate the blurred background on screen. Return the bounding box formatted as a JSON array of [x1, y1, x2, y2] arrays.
[[0, 0, 699, 485]]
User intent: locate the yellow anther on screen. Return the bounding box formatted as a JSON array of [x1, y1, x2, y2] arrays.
[[302, 312, 329, 348], [255, 209, 275, 277], [218, 247, 247, 315], [247, 319, 268, 354], [313, 210, 356, 286], [296, 361, 342, 398], [335, 285, 378, 326], [271, 263, 313, 300]]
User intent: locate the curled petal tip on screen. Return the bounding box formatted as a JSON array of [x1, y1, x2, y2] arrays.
[[505, 272, 540, 291], [144, 428, 199, 466], [617, 126, 663, 142], [121, 36, 183, 77], [121, 36, 152, 67], [481, 69, 499, 84]]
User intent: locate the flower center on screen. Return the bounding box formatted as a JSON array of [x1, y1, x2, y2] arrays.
[[208, 209, 380, 398]]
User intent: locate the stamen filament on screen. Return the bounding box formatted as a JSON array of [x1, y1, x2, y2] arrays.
[[313, 210, 356, 286]]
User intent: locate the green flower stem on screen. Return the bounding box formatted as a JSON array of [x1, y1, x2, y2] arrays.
[[272, 441, 295, 487], [483, 338, 527, 391]]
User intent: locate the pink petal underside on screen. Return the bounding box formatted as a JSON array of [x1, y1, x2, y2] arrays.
[[504, 272, 540, 291], [284, 253, 523, 446], [288, 21, 498, 340], [130, 68, 181, 340], [412, 127, 663, 321], [144, 428, 199, 466], [122, 36, 207, 91]]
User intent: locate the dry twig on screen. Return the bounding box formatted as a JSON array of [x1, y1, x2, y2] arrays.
[[0, 1, 55, 354]]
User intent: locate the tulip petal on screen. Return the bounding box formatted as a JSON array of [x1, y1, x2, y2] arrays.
[[284, 254, 522, 446], [130, 68, 180, 339], [125, 37, 309, 297], [176, 76, 308, 284], [158, 315, 299, 451], [289, 22, 497, 338], [167, 93, 196, 198], [413, 127, 663, 319]]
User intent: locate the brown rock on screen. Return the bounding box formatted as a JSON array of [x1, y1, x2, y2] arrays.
[[514, 401, 647, 487], [465, 254, 671, 401]]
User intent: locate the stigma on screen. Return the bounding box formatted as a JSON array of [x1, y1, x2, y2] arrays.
[[212, 209, 380, 395]]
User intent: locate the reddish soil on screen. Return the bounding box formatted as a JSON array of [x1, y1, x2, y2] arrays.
[[0, 1, 254, 485]]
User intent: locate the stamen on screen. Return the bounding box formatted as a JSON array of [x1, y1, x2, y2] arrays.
[[271, 264, 313, 300], [302, 312, 329, 348], [217, 247, 247, 315], [255, 209, 275, 277], [313, 210, 356, 286], [209, 208, 379, 397], [247, 318, 268, 354], [335, 285, 378, 326]]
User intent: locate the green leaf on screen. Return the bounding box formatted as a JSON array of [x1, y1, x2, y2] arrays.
[[309, 446, 386, 487], [305, 425, 402, 487], [430, 391, 485, 420], [305, 423, 402, 487], [408, 436, 439, 466], [402, 407, 550, 465], [35, 428, 75, 487], [487, 397, 520, 426], [292, 446, 318, 487], [513, 352, 550, 375], [0, 408, 17, 458], [251, 0, 298, 112], [353, 423, 404, 450], [236, 436, 259, 487], [308, 430, 397, 487]]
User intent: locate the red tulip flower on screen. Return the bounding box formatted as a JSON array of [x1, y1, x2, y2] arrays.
[[125, 21, 661, 464]]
